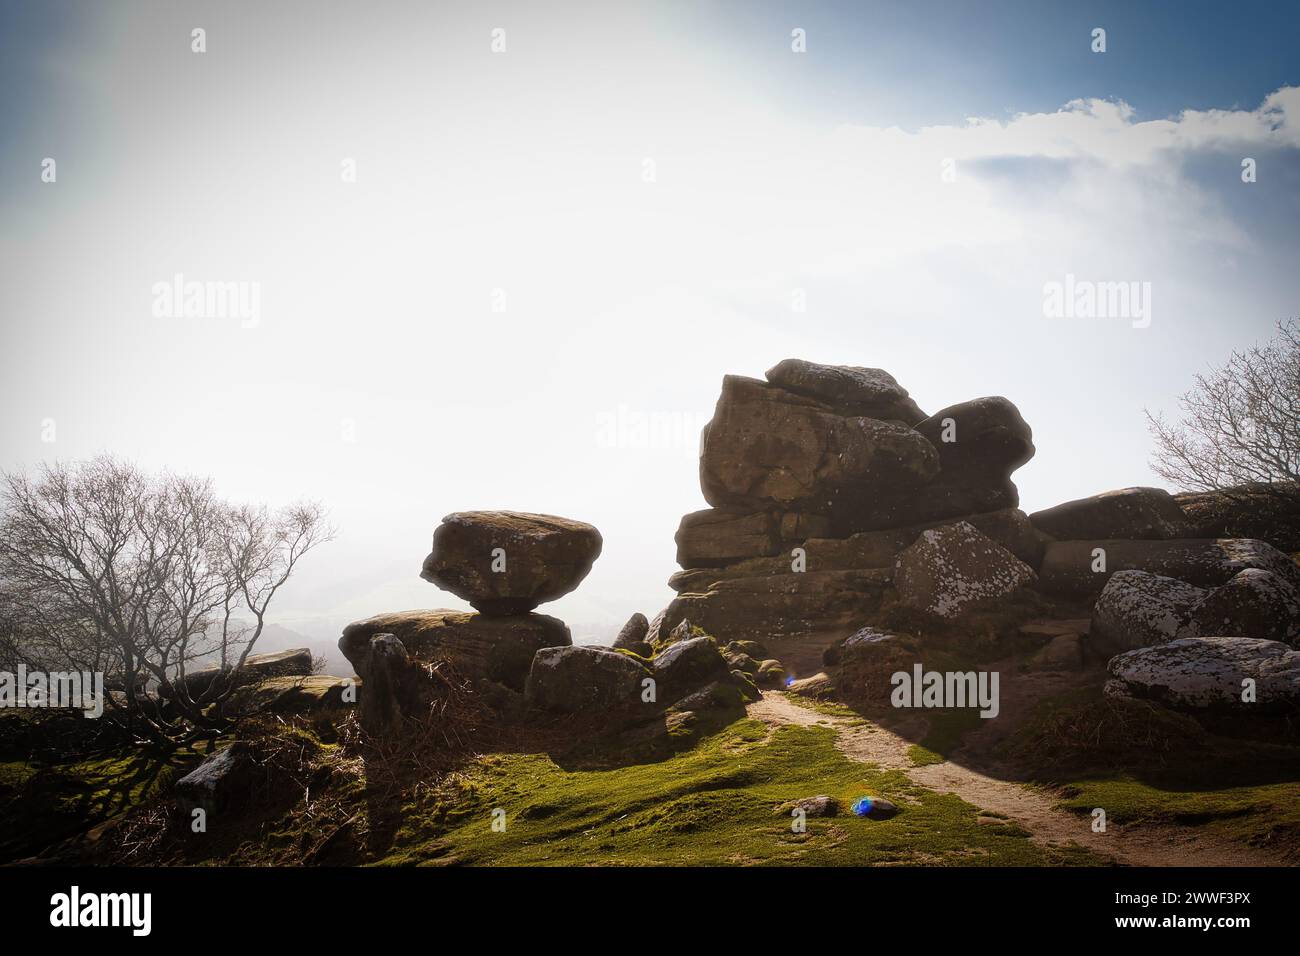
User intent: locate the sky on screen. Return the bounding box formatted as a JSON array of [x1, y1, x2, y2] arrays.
[[1, 1, 1298, 644]]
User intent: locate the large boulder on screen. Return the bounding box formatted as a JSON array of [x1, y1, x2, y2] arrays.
[[1089, 570, 1206, 656], [524, 646, 650, 713], [1191, 569, 1300, 644], [915, 396, 1035, 480], [765, 358, 927, 424], [1038, 537, 1300, 599], [828, 397, 1034, 534], [1029, 487, 1190, 541], [1175, 482, 1300, 553], [225, 675, 353, 715], [339, 610, 571, 692], [675, 509, 780, 568], [419, 511, 602, 615], [699, 375, 940, 514], [652, 636, 730, 703], [893, 521, 1036, 618], [1106, 637, 1300, 712]]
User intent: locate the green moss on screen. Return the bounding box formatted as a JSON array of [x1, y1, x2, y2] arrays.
[[377, 719, 1101, 866]]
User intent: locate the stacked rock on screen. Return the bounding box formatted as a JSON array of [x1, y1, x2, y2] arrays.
[[339, 511, 601, 693], [656, 359, 1043, 644]]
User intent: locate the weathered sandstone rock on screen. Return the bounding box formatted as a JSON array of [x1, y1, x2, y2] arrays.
[[419, 511, 602, 615], [1038, 537, 1300, 599], [1030, 486, 1190, 541], [765, 358, 927, 424], [523, 645, 649, 713], [894, 522, 1036, 618], [1106, 636, 1300, 712], [340, 609, 571, 692], [1089, 570, 1206, 656]]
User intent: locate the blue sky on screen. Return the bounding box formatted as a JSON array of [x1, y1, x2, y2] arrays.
[[1, 1, 1297, 640]]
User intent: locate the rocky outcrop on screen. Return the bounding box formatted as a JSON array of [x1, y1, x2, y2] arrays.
[[1030, 487, 1190, 541], [659, 360, 1040, 643], [1038, 537, 1300, 599], [340, 610, 570, 692], [893, 522, 1036, 618], [1106, 636, 1300, 712], [419, 511, 602, 615]]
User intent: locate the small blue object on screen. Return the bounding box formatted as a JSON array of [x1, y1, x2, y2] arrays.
[[851, 796, 875, 817], [784, 676, 795, 688]]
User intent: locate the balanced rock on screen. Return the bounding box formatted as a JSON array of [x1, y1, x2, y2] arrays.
[[1191, 568, 1300, 644], [1030, 487, 1190, 541], [699, 375, 939, 514], [765, 359, 926, 424], [420, 511, 602, 615], [524, 646, 649, 713], [894, 521, 1036, 618], [340, 609, 571, 692], [1106, 636, 1300, 712], [1038, 537, 1300, 599], [1089, 570, 1206, 656]]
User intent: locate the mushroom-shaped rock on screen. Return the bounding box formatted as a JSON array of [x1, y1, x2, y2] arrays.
[[420, 511, 602, 615]]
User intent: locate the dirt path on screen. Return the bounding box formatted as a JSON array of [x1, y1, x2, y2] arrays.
[[748, 692, 1287, 867]]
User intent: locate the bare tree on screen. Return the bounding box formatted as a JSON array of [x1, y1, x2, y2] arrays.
[[1146, 319, 1299, 504], [0, 456, 331, 748]]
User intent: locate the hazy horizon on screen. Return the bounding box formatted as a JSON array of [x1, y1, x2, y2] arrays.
[[3, 1, 1298, 644]]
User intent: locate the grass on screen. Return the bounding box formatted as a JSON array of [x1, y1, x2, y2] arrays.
[[1000, 685, 1300, 859], [374, 718, 1100, 866]]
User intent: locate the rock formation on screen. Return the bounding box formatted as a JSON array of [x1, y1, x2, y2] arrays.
[[656, 359, 1040, 644]]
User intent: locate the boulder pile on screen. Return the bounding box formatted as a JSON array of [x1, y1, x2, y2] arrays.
[[655, 359, 1042, 643], [340, 510, 758, 733], [340, 511, 598, 697]]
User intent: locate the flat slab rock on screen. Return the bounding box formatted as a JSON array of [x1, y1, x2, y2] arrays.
[[1106, 636, 1300, 712], [340, 609, 571, 692], [1038, 537, 1300, 599], [894, 521, 1036, 618], [1029, 486, 1190, 541], [420, 511, 602, 615]]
